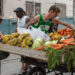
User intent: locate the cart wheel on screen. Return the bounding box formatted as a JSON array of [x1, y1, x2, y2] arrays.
[[0, 51, 9, 60], [26, 67, 46, 75]]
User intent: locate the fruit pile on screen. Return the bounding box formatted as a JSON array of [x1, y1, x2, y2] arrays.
[[57, 28, 72, 36], [49, 28, 73, 41], [2, 33, 33, 48], [49, 32, 62, 40]]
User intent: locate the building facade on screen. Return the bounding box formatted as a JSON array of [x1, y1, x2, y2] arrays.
[[0, 0, 73, 19]]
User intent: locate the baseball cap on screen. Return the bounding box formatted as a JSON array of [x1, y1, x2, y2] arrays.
[[14, 7, 24, 12]]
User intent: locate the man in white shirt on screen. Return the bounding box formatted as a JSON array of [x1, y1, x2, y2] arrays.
[[14, 7, 30, 32], [14, 8, 30, 75]]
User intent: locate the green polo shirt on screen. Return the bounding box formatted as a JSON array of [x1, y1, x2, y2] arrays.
[[33, 14, 52, 33]]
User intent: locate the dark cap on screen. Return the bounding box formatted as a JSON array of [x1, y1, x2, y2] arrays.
[[14, 7, 24, 12]]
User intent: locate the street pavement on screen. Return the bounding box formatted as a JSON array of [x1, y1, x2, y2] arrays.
[[0, 54, 75, 75]]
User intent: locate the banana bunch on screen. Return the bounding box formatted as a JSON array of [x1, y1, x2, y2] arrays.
[[17, 33, 26, 44], [25, 37, 33, 46], [10, 33, 19, 39], [2, 33, 33, 49], [20, 37, 33, 48], [2, 35, 10, 43], [17, 33, 30, 44], [20, 39, 28, 48], [7, 38, 17, 46]]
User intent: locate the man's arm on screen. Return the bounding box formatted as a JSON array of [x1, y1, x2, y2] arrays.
[[25, 17, 30, 24], [25, 17, 30, 28], [52, 19, 74, 30], [14, 18, 18, 32], [25, 15, 39, 29]]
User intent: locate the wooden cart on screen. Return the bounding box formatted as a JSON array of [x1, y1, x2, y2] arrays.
[[0, 43, 48, 75], [0, 43, 75, 75]]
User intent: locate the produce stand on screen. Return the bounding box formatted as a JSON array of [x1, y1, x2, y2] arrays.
[[0, 29, 75, 75], [0, 43, 75, 75]]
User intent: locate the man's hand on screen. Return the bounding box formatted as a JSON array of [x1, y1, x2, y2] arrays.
[[25, 15, 39, 29], [25, 19, 35, 29], [73, 28, 75, 31], [25, 23, 31, 29], [14, 29, 17, 32]]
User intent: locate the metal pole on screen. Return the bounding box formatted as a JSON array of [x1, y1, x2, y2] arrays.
[[73, 0, 75, 27]]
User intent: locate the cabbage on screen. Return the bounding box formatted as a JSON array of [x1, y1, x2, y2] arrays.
[[51, 40, 58, 44], [44, 40, 57, 46], [32, 38, 44, 49], [44, 41, 51, 46]]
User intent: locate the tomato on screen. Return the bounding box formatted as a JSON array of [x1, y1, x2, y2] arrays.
[[57, 30, 61, 33], [60, 31, 64, 35], [62, 28, 67, 31]]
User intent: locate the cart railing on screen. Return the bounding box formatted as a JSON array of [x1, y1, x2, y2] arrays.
[[0, 43, 47, 62]]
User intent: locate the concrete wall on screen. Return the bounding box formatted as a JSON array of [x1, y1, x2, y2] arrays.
[[55, 0, 73, 17], [3, 0, 73, 19], [3, 0, 26, 19]]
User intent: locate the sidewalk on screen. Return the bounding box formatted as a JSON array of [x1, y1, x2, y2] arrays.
[[1, 54, 75, 75]]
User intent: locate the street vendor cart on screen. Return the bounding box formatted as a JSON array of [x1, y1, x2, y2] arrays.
[[0, 28, 75, 75], [0, 43, 75, 75]]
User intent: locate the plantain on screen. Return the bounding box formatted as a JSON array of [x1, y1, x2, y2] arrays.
[[9, 33, 19, 39], [2, 35, 10, 43]]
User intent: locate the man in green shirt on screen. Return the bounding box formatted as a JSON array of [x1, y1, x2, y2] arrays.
[[25, 5, 75, 32]]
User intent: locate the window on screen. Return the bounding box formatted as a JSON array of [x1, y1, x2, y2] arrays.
[[26, 1, 41, 18], [0, 0, 3, 16], [55, 3, 66, 18], [35, 3, 41, 15], [26, 1, 34, 18]]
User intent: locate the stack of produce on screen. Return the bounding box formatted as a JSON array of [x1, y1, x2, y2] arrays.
[[32, 38, 58, 51], [48, 38, 75, 50], [32, 38, 44, 50], [1, 30, 75, 71], [49, 28, 73, 41], [57, 28, 72, 37], [46, 47, 61, 69], [33, 38, 75, 51], [49, 32, 62, 40], [2, 33, 33, 48], [31, 33, 75, 71], [46, 44, 75, 71], [46, 37, 75, 71]]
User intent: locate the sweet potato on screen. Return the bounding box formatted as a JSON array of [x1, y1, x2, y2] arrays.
[[35, 46, 43, 50]]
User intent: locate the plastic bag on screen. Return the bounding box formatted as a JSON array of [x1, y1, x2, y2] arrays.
[[17, 27, 31, 34], [17, 27, 50, 41]]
